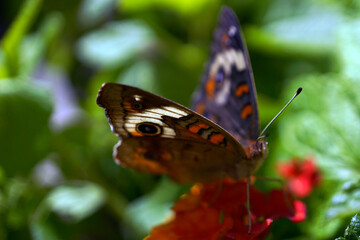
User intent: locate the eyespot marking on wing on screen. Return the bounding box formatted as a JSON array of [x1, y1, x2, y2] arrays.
[[124, 106, 184, 138], [241, 104, 253, 119], [136, 122, 162, 136]]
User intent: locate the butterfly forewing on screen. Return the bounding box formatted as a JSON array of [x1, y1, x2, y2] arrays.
[[192, 6, 260, 146]]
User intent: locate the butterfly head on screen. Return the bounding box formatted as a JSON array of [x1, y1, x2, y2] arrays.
[[245, 139, 268, 174]]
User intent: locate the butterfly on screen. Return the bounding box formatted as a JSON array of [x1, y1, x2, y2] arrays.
[[97, 6, 268, 183]]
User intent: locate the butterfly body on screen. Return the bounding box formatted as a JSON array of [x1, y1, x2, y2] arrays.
[[97, 6, 268, 183]]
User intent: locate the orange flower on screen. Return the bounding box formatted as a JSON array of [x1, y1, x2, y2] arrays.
[[146, 179, 306, 240], [277, 157, 321, 198]]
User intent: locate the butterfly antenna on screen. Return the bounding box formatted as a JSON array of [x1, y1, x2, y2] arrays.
[[258, 87, 302, 139]]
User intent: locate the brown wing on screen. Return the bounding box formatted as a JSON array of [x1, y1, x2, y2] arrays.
[[114, 137, 252, 183], [97, 83, 249, 182]]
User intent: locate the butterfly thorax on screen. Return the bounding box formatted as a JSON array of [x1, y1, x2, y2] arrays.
[[244, 140, 268, 175]]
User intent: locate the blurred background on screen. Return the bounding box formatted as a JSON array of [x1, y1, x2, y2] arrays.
[[1, 0, 360, 239]]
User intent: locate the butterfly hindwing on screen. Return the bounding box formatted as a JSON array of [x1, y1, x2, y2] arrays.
[[192, 6, 260, 146], [97, 83, 250, 182], [113, 137, 248, 183]]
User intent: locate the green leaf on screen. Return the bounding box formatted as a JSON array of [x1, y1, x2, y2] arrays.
[[276, 73, 360, 180], [0, 50, 6, 79], [76, 20, 156, 69], [327, 180, 360, 220], [120, 0, 212, 15], [0, 80, 52, 176], [19, 13, 64, 77], [1, 0, 43, 77], [335, 213, 360, 240], [123, 178, 184, 239], [273, 13, 360, 239], [5, 179, 33, 229], [117, 60, 158, 93], [246, 1, 343, 58], [78, 0, 117, 28], [336, 19, 360, 83], [46, 182, 106, 222], [30, 220, 61, 240]]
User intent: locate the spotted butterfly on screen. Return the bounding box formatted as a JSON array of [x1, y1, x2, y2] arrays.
[[97, 6, 268, 183]]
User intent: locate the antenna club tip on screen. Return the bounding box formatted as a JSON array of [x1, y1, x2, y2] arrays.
[[296, 87, 303, 95]]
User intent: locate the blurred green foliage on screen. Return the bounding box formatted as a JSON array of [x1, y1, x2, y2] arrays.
[[0, 0, 360, 239]]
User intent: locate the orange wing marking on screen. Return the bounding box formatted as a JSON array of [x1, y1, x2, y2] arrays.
[[130, 131, 144, 137], [205, 76, 216, 98], [188, 122, 210, 134], [241, 104, 253, 119], [209, 133, 225, 145], [235, 84, 250, 97], [221, 34, 229, 47]]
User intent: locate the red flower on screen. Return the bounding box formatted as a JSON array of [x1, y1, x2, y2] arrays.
[[145, 179, 306, 240], [277, 157, 321, 198]]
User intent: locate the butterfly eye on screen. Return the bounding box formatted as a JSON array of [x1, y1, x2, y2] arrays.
[[136, 122, 162, 136]]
